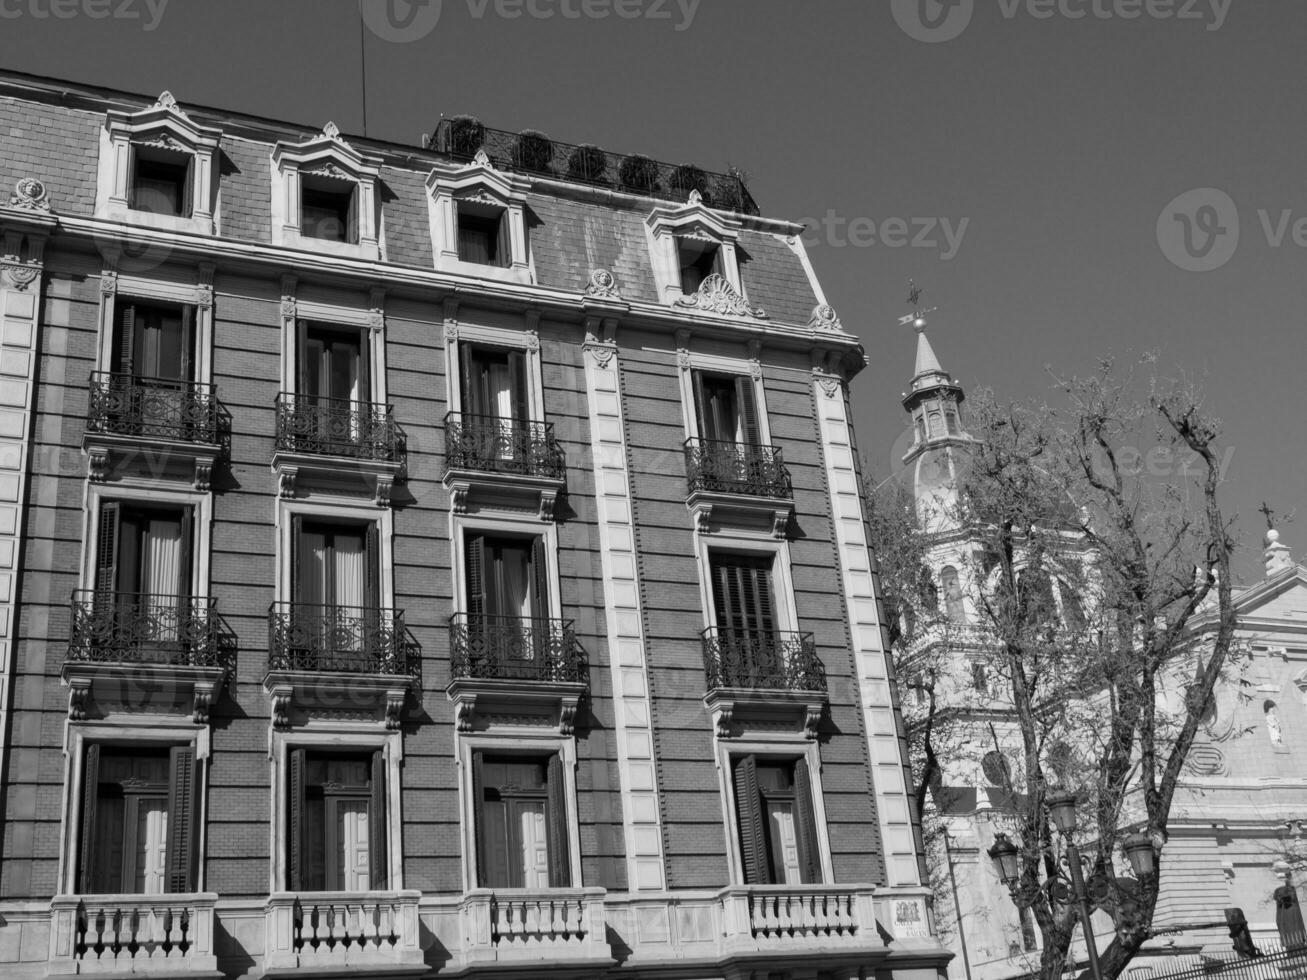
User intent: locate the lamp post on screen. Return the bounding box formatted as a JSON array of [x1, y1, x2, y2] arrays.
[[987, 794, 1159, 980]]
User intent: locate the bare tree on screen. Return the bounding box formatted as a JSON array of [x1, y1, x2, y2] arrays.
[[867, 359, 1239, 980]]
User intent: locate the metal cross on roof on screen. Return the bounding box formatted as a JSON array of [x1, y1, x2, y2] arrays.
[[1260, 501, 1276, 529], [897, 279, 938, 330]]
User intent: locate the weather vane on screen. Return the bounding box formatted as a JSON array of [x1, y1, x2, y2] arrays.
[[897, 279, 938, 332], [1259, 501, 1276, 530]]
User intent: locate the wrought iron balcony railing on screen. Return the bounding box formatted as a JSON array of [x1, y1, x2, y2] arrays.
[[684, 439, 793, 499], [702, 627, 826, 693], [449, 613, 585, 683], [275, 392, 399, 462], [268, 603, 409, 676], [68, 591, 221, 667], [86, 372, 218, 444], [444, 412, 566, 481]]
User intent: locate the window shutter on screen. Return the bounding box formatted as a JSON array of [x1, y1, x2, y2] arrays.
[[288, 748, 306, 891], [78, 744, 101, 893], [750, 561, 776, 635], [180, 157, 195, 219], [495, 212, 510, 268], [177, 506, 193, 598], [735, 375, 761, 446], [792, 757, 822, 885], [529, 537, 550, 663], [355, 328, 371, 404], [691, 370, 712, 441], [733, 755, 769, 884], [508, 349, 529, 424], [165, 745, 199, 893], [369, 751, 387, 889], [364, 522, 380, 611], [465, 534, 487, 621], [346, 187, 359, 245], [290, 515, 304, 605], [96, 502, 121, 598], [711, 555, 733, 632], [116, 302, 137, 377], [545, 754, 571, 887], [180, 305, 196, 383], [471, 751, 487, 887]]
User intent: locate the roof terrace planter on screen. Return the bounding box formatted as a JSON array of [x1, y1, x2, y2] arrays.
[[684, 439, 795, 539], [264, 603, 414, 730], [83, 372, 222, 490], [429, 118, 759, 215], [272, 392, 402, 506], [443, 412, 566, 521], [447, 613, 587, 735], [701, 627, 827, 740], [63, 590, 226, 723]]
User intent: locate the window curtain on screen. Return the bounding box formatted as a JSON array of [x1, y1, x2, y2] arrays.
[[458, 224, 492, 265], [141, 516, 183, 642], [333, 533, 366, 611]]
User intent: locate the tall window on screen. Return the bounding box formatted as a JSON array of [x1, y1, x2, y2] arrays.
[[300, 323, 369, 404], [941, 566, 965, 624], [472, 752, 570, 888], [130, 146, 193, 218], [465, 533, 548, 622], [732, 755, 821, 885], [710, 552, 776, 639], [457, 203, 506, 266], [115, 300, 196, 386], [288, 750, 386, 892], [79, 745, 198, 895], [691, 371, 760, 446], [1059, 580, 1086, 631], [97, 502, 193, 599], [461, 345, 528, 422], [677, 238, 721, 294], [292, 519, 379, 612]]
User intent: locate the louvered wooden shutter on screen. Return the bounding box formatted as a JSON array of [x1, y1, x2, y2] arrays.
[[459, 343, 475, 416], [177, 506, 193, 598], [471, 751, 487, 886], [465, 534, 487, 622], [508, 349, 528, 424], [733, 755, 769, 884], [735, 376, 761, 447], [529, 537, 549, 667], [116, 303, 137, 377], [356, 328, 371, 404], [792, 758, 822, 885], [297, 321, 310, 396], [369, 751, 387, 889], [545, 754, 571, 887], [96, 502, 121, 598], [288, 748, 306, 891], [364, 522, 380, 612], [180, 305, 196, 383], [750, 561, 776, 635], [180, 156, 195, 219], [346, 187, 359, 245], [78, 744, 101, 893], [290, 515, 304, 605], [165, 745, 199, 893], [691, 370, 711, 441]]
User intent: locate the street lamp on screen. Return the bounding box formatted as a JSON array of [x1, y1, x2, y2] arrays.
[[1044, 789, 1104, 980], [988, 832, 1020, 886], [1122, 834, 1156, 878]]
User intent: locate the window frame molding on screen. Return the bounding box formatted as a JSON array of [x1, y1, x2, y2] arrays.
[[442, 314, 545, 426], [695, 532, 801, 638], [449, 512, 564, 624], [267, 727, 404, 895], [455, 731, 581, 893], [270, 123, 383, 259], [278, 280, 389, 407], [79, 481, 214, 598], [714, 739, 834, 887], [57, 719, 210, 896], [645, 198, 745, 305], [675, 347, 773, 446], [96, 267, 216, 386], [96, 92, 223, 236], [426, 156, 533, 284], [273, 496, 395, 608]]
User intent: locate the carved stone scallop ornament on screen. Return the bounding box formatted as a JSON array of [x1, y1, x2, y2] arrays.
[[674, 273, 767, 319]]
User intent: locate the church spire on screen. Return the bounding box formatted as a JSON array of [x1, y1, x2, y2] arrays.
[[897, 281, 968, 450]]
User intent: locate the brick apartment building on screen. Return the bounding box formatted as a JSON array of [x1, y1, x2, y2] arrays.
[[0, 71, 950, 980]]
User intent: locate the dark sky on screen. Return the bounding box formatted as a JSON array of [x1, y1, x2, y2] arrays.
[[1, 0, 1300, 581]]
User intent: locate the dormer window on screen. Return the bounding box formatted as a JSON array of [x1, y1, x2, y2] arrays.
[[300, 175, 357, 244], [456, 202, 506, 266], [678, 238, 722, 294], [130, 146, 193, 218]]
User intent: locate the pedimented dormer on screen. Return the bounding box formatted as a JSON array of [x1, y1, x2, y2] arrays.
[[271, 122, 383, 259], [96, 91, 223, 235], [646, 191, 757, 312], [426, 150, 533, 284]]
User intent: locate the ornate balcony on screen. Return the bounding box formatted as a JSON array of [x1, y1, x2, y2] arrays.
[[459, 888, 611, 973], [272, 393, 402, 506], [701, 627, 827, 739], [447, 614, 587, 734], [83, 372, 221, 490], [264, 890, 424, 976], [683, 439, 794, 538], [717, 885, 884, 962], [443, 412, 566, 521], [48, 893, 219, 977], [265, 603, 414, 731], [63, 591, 225, 724]]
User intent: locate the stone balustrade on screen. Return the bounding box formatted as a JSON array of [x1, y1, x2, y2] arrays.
[[47, 893, 218, 976], [263, 890, 423, 974], [459, 888, 612, 968]]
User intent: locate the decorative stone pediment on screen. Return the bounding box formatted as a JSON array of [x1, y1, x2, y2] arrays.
[[426, 154, 533, 282], [645, 196, 753, 305], [105, 91, 222, 154], [269, 124, 383, 257], [271, 124, 383, 185], [675, 274, 767, 318]]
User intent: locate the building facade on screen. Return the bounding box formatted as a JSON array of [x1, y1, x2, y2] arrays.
[[890, 324, 1307, 979], [0, 72, 949, 980]]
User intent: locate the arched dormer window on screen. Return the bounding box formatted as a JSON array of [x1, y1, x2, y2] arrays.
[[941, 566, 965, 624], [96, 91, 223, 235], [271, 122, 383, 259], [426, 150, 532, 284], [646, 195, 761, 316]]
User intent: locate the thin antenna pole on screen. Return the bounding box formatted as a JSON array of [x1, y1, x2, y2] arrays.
[[358, 1, 369, 137]]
